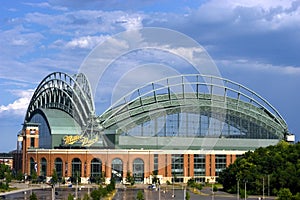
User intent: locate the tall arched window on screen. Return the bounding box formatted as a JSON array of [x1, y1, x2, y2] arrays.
[[111, 158, 123, 182], [54, 158, 63, 178], [40, 158, 47, 176], [90, 158, 102, 178], [71, 158, 82, 178], [133, 158, 144, 183], [30, 157, 36, 175]]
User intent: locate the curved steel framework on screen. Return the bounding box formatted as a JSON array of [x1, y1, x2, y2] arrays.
[[99, 74, 288, 140], [25, 72, 95, 127], [25, 72, 288, 147]]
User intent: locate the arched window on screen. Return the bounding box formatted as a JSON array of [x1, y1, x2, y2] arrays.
[[71, 158, 82, 178], [30, 157, 36, 175], [133, 158, 144, 183], [90, 158, 102, 178], [54, 158, 63, 178], [111, 158, 123, 182], [40, 158, 47, 176]]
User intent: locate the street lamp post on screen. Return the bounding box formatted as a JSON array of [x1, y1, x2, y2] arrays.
[[88, 179, 90, 197], [263, 177, 265, 199], [158, 184, 161, 200], [171, 173, 175, 198], [51, 184, 55, 200], [237, 179, 239, 200], [75, 172, 79, 200], [244, 180, 247, 200], [172, 180, 175, 198], [211, 177, 214, 200]]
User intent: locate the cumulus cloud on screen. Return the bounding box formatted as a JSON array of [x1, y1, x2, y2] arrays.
[[65, 35, 110, 49], [25, 10, 145, 36], [116, 14, 143, 30], [0, 89, 34, 116]]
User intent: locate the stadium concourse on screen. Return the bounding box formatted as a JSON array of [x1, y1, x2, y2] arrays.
[[18, 72, 292, 184]]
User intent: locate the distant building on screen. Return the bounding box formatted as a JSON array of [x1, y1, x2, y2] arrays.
[[0, 153, 13, 169], [19, 72, 290, 184]]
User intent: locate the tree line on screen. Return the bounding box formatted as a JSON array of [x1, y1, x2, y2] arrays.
[[219, 141, 300, 197]]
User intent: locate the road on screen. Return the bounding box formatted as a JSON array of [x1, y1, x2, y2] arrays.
[[0, 183, 276, 200]]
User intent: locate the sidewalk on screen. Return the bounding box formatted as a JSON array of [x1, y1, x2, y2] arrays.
[[0, 182, 50, 196]]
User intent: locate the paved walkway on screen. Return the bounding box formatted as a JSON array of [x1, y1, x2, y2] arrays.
[[0, 182, 49, 196]]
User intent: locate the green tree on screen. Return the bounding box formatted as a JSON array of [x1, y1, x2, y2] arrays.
[[126, 171, 135, 186], [293, 193, 300, 200], [83, 193, 91, 200], [29, 192, 38, 200], [219, 142, 300, 196], [31, 170, 38, 183], [15, 170, 23, 181], [0, 164, 8, 179], [68, 193, 74, 200], [277, 188, 293, 200], [51, 169, 58, 185], [185, 191, 190, 200], [187, 178, 196, 188], [136, 190, 144, 200], [0, 164, 12, 191], [91, 188, 101, 200]]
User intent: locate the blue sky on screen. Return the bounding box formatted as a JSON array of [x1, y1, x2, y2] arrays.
[[0, 0, 300, 152]]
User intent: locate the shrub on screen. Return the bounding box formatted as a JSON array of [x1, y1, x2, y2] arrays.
[[29, 192, 37, 200], [91, 189, 101, 200], [83, 193, 90, 200], [185, 191, 190, 200], [136, 190, 144, 200], [68, 193, 74, 200], [213, 185, 218, 192], [277, 188, 292, 200]]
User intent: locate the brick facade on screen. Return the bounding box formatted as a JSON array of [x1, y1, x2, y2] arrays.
[[24, 149, 242, 184]]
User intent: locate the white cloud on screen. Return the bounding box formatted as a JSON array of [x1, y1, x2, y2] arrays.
[[0, 89, 34, 116], [66, 35, 110, 49], [23, 2, 68, 11], [218, 59, 300, 75], [25, 10, 145, 36], [116, 14, 144, 30]]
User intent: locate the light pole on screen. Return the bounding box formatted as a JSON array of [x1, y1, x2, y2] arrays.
[[88, 178, 91, 197], [237, 179, 239, 200], [172, 181, 175, 198], [158, 184, 161, 200], [172, 173, 175, 198], [211, 177, 214, 200], [51, 184, 55, 200], [244, 180, 247, 200], [263, 177, 264, 199], [268, 175, 270, 197], [75, 171, 79, 200]]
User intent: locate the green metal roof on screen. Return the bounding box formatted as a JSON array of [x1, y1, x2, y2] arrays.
[[41, 108, 81, 135]]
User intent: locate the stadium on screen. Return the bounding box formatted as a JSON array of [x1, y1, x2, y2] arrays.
[[18, 71, 290, 184]]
